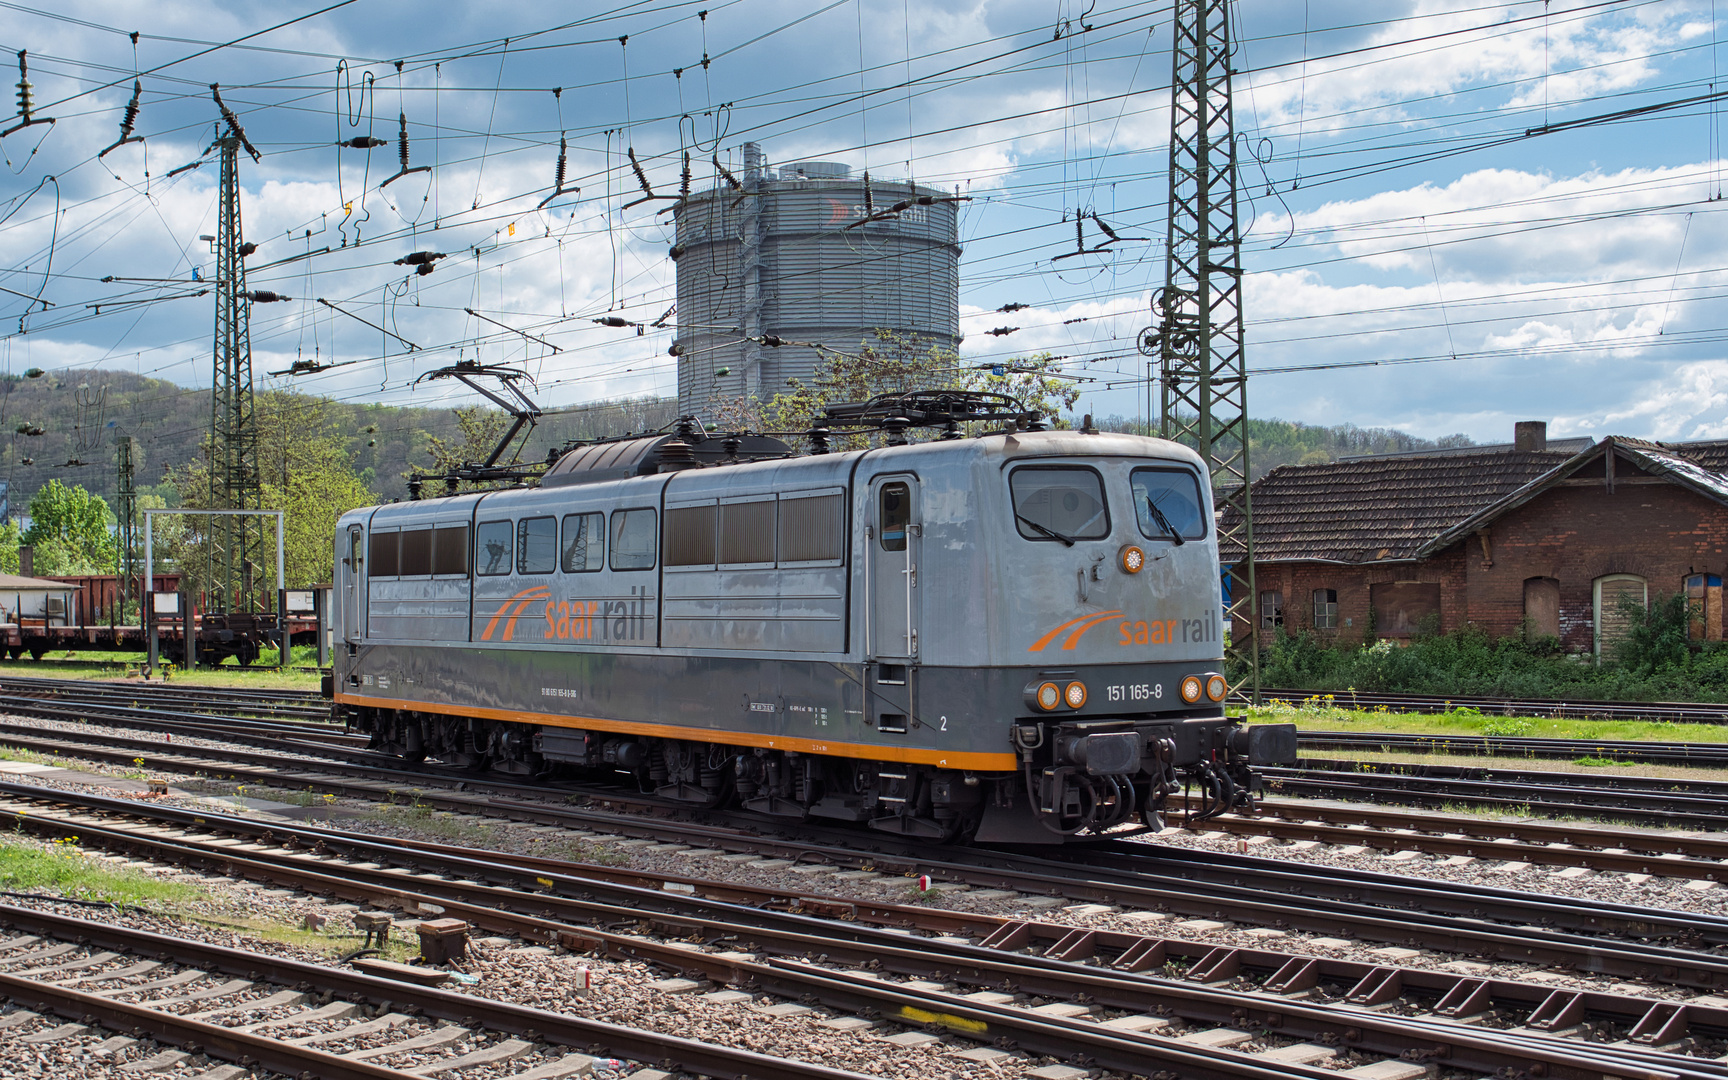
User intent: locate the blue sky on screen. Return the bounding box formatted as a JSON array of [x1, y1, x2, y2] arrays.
[[1, 0, 1724, 445]]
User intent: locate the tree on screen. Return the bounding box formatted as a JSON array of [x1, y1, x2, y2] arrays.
[[0, 520, 20, 574], [718, 330, 1081, 450], [169, 391, 377, 596], [21, 480, 116, 575]]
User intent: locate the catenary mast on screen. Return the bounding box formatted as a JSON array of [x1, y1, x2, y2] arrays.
[[1145, 0, 1259, 700]]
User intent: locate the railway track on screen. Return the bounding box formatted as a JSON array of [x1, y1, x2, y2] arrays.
[[1298, 727, 1728, 766], [5, 781, 1727, 1079], [1272, 757, 1728, 827], [0, 901, 863, 1080], [5, 714, 1728, 992], [1259, 687, 1728, 723]]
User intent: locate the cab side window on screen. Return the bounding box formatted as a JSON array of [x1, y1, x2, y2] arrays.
[[879, 483, 910, 551], [476, 520, 512, 576]]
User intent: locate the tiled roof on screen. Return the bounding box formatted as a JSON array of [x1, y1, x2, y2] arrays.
[[1220, 450, 1573, 564]]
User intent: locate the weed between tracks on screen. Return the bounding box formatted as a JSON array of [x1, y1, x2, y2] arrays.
[[1298, 745, 1728, 784], [0, 834, 420, 962]]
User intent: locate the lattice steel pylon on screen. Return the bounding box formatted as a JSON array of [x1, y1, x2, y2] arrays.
[[210, 134, 261, 613], [116, 434, 137, 617], [1142, 0, 1258, 701]]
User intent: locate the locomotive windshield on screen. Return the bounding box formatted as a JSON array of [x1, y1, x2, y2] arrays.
[[1131, 467, 1207, 541], [1010, 467, 1109, 542]]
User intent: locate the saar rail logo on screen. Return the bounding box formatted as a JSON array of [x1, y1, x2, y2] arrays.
[[1029, 610, 1219, 651], [479, 586, 551, 642]]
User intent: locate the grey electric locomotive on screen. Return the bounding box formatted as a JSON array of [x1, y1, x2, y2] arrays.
[[330, 396, 1294, 841]]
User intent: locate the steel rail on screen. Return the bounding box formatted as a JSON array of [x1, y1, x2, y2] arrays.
[[1260, 688, 1728, 724], [0, 902, 875, 1080], [1296, 729, 1728, 766], [1265, 763, 1728, 829], [6, 797, 1715, 1080]]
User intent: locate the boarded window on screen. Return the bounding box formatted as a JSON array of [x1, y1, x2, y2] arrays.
[[476, 521, 512, 576], [664, 505, 716, 567], [517, 517, 557, 574], [370, 532, 400, 577], [780, 493, 844, 562], [1313, 588, 1338, 630], [1370, 581, 1441, 638], [1524, 577, 1560, 640], [1594, 574, 1646, 658], [611, 508, 657, 571], [1686, 573, 1723, 642], [1259, 591, 1283, 631], [1009, 467, 1109, 542], [720, 500, 775, 564], [433, 525, 468, 576], [400, 529, 433, 576], [561, 513, 604, 573]]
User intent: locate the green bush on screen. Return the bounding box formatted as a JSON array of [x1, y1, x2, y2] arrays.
[[1254, 608, 1728, 703]]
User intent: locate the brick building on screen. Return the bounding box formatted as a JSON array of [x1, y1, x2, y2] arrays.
[[1225, 423, 1728, 656]]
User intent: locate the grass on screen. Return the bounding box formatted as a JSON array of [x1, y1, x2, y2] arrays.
[[0, 835, 418, 961], [0, 658, 321, 691], [1249, 698, 1728, 744], [0, 836, 205, 906]]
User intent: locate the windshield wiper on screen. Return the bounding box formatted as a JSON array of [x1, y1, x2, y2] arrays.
[[1144, 494, 1187, 546], [1016, 513, 1076, 547]]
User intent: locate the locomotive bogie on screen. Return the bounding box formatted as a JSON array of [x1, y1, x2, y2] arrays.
[[333, 427, 1295, 841]]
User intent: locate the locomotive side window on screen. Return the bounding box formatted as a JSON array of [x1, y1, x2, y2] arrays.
[[879, 483, 910, 551], [720, 500, 775, 565], [400, 529, 433, 576], [611, 508, 657, 571], [560, 513, 604, 572], [370, 531, 401, 577], [476, 521, 512, 576], [1009, 467, 1109, 542], [779, 493, 844, 563], [664, 505, 716, 567], [1130, 467, 1207, 541], [433, 525, 469, 576], [517, 517, 557, 574]]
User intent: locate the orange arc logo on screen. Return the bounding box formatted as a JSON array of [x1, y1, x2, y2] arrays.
[[1028, 610, 1125, 652], [481, 586, 552, 641]]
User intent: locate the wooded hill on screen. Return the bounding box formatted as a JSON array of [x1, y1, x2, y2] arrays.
[[0, 367, 1471, 514]]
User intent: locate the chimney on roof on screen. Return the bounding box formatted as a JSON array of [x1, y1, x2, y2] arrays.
[[1514, 420, 1548, 452]]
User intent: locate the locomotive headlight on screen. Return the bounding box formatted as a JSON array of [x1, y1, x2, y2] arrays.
[[1206, 674, 1227, 701], [1119, 545, 1145, 574], [1036, 682, 1062, 711], [1064, 681, 1088, 709], [1179, 675, 1204, 704]]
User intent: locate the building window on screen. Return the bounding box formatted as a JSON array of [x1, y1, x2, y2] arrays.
[[1259, 590, 1283, 631], [1523, 577, 1560, 640], [611, 508, 657, 571], [1592, 573, 1647, 659], [517, 517, 557, 575], [1313, 588, 1337, 629], [1687, 573, 1724, 641], [475, 521, 512, 576], [560, 513, 603, 573]]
